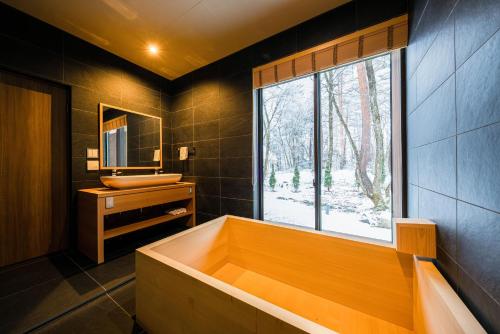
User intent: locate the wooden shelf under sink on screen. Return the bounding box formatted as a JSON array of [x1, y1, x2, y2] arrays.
[[77, 183, 196, 264], [104, 211, 193, 240]]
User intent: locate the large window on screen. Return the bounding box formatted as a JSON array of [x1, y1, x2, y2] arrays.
[[259, 52, 401, 242], [261, 76, 315, 229]]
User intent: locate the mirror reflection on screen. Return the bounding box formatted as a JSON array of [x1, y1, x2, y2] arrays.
[[100, 104, 162, 168]]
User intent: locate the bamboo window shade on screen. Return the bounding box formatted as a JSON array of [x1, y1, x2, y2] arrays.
[[253, 15, 408, 89], [103, 115, 127, 132]]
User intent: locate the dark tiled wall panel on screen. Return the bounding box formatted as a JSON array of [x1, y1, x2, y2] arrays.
[[407, 0, 500, 332], [0, 3, 170, 240], [169, 1, 407, 223]]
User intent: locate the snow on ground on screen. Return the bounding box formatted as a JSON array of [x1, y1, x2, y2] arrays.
[[264, 169, 392, 242]]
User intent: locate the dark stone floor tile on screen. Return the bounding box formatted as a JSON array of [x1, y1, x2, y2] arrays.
[[35, 295, 142, 334], [0, 253, 81, 299], [64, 250, 96, 270], [0, 270, 104, 333], [109, 281, 136, 317], [85, 253, 135, 291]]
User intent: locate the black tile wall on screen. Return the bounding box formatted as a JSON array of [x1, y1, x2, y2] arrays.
[[407, 0, 500, 332], [169, 1, 407, 221], [0, 3, 171, 243]]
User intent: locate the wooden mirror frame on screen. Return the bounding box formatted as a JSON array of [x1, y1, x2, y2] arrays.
[[99, 103, 163, 170]]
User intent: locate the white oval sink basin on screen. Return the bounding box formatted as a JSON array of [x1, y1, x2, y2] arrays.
[[100, 174, 182, 189]]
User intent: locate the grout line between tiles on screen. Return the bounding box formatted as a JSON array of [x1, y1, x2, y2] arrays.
[[409, 0, 459, 81], [0, 275, 64, 301], [24, 288, 108, 333], [455, 262, 500, 307], [63, 253, 107, 292], [106, 285, 134, 318]]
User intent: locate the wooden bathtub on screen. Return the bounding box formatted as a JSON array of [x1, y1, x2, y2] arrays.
[[136, 215, 485, 334]]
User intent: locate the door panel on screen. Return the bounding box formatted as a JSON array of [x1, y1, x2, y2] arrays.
[[0, 71, 68, 266]]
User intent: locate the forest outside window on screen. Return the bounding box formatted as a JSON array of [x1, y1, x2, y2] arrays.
[[258, 51, 402, 242]]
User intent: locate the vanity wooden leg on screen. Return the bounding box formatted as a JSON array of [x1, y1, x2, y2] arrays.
[[96, 199, 105, 264], [186, 188, 196, 227], [77, 193, 101, 263]]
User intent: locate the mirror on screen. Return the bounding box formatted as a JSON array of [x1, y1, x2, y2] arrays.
[[99, 103, 162, 169]]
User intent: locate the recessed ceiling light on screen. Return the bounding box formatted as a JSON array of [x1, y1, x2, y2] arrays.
[[147, 44, 159, 55]]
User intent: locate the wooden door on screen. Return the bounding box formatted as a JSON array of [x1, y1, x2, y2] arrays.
[[0, 70, 68, 267]]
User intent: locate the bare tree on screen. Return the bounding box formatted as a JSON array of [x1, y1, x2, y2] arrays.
[[356, 63, 372, 176], [262, 86, 293, 177], [322, 61, 387, 209], [365, 59, 386, 209]]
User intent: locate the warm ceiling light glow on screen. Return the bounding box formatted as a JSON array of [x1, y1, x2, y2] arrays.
[[147, 44, 159, 55]]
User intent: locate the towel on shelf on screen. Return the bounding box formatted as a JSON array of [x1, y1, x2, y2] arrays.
[[167, 208, 187, 216]]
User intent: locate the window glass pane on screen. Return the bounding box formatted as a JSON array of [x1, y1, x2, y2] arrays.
[[262, 76, 315, 228], [319, 54, 392, 241]]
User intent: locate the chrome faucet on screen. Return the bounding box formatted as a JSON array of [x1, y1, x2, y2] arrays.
[[111, 169, 122, 176], [155, 169, 163, 175]]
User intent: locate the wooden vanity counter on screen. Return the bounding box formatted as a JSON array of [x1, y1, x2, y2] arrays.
[[77, 182, 195, 264]]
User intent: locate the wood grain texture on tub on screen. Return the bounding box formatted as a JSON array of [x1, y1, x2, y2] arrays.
[[226, 216, 414, 330], [413, 257, 485, 334], [136, 250, 315, 334]]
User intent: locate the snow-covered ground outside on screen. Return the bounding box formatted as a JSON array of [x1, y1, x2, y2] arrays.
[[264, 169, 392, 242]]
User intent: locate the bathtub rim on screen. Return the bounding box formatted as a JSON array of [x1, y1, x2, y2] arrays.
[[138, 214, 398, 253]]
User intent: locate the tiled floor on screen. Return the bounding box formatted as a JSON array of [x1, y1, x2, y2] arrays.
[[0, 221, 189, 334], [36, 281, 141, 334]]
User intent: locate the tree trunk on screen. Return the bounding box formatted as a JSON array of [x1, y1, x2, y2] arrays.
[[327, 73, 334, 172], [365, 59, 386, 209], [263, 111, 271, 178], [330, 89, 374, 199], [338, 75, 347, 169], [309, 127, 313, 170], [356, 63, 372, 175]]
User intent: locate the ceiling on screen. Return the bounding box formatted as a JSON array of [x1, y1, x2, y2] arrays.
[[2, 0, 350, 79]]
